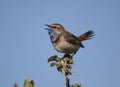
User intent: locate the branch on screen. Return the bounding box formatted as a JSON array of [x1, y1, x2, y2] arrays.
[[65, 77, 70, 87], [48, 55, 74, 87]]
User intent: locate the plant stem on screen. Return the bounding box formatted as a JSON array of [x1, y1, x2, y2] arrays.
[[64, 57, 70, 87], [65, 73, 70, 87]]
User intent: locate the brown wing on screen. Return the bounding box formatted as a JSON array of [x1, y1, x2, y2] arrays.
[[62, 31, 84, 48]]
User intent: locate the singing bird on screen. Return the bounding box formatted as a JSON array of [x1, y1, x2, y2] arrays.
[[45, 23, 94, 57]]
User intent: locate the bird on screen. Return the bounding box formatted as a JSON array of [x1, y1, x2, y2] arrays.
[[45, 23, 94, 57]]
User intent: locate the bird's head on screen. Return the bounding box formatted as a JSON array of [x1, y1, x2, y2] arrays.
[[45, 23, 65, 35]]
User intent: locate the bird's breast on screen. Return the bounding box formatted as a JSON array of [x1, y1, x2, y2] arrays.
[[53, 36, 80, 54], [53, 36, 62, 47]]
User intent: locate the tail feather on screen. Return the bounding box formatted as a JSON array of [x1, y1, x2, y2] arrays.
[[79, 30, 94, 41]]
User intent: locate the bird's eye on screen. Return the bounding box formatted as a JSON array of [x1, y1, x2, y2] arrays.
[[52, 25, 57, 28]]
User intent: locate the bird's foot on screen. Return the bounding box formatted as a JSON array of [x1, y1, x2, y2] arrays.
[[63, 54, 73, 59]]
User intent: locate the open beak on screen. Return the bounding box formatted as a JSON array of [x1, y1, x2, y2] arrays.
[[45, 24, 50, 27], [44, 28, 50, 30], [45, 24, 51, 31]]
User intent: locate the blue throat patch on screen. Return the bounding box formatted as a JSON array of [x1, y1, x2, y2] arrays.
[[48, 29, 59, 43]]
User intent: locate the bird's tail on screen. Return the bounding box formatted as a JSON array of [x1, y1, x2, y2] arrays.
[[79, 30, 94, 42]]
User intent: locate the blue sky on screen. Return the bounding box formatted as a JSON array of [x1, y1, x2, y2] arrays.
[[0, 0, 120, 87]]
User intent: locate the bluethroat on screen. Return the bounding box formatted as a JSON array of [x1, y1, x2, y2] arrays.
[[45, 23, 94, 56]]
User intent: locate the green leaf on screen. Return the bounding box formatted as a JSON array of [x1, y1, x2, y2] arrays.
[[50, 62, 58, 67], [67, 58, 74, 64], [71, 83, 81, 87], [48, 55, 60, 62], [24, 79, 34, 87], [71, 72, 79, 76], [56, 63, 63, 72]]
